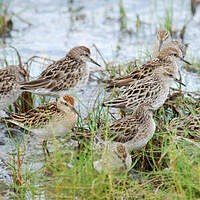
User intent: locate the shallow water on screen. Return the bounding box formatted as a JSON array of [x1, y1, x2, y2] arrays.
[[0, 0, 200, 197]]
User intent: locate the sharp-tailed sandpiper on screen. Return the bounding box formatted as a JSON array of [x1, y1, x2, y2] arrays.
[[106, 47, 190, 90], [93, 103, 155, 172], [3, 95, 78, 138], [19, 46, 101, 97], [151, 29, 188, 58], [104, 66, 185, 112], [0, 65, 28, 110]]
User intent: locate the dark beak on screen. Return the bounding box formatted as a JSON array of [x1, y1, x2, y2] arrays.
[[179, 57, 191, 65], [89, 57, 101, 67], [158, 40, 163, 52], [174, 78, 186, 87], [72, 107, 80, 118]]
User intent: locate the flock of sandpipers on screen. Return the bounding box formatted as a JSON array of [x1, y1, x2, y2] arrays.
[[0, 30, 191, 172]]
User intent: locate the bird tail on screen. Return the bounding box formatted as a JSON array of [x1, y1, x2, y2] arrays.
[[2, 111, 24, 122], [0, 113, 13, 124], [106, 74, 136, 90], [19, 79, 50, 90], [102, 97, 126, 109], [106, 79, 130, 90]]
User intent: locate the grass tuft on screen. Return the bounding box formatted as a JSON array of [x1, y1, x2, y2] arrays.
[[2, 49, 200, 199]]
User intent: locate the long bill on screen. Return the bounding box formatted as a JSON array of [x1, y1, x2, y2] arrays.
[[158, 40, 163, 52], [179, 57, 191, 65], [89, 57, 101, 67], [71, 107, 80, 118], [174, 78, 186, 87]]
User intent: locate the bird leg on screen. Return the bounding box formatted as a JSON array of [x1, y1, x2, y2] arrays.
[[42, 140, 50, 161]]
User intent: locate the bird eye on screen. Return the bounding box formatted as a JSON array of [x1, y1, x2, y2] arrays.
[[168, 73, 173, 77], [64, 102, 68, 106], [81, 53, 89, 57], [173, 53, 178, 57]]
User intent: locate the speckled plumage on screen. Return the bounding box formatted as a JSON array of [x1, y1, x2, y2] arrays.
[[164, 39, 188, 58], [93, 104, 155, 172], [104, 66, 179, 112], [169, 110, 200, 134], [101, 104, 155, 150], [0, 65, 28, 110], [3, 96, 78, 138], [151, 30, 171, 58], [93, 142, 132, 173], [106, 47, 189, 90], [151, 29, 188, 58], [19, 46, 101, 97]]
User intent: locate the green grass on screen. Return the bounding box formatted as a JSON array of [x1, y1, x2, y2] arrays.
[[5, 111, 199, 199], [0, 0, 31, 39], [3, 63, 199, 200], [0, 0, 13, 37], [184, 56, 200, 73], [119, 0, 127, 31], [164, 5, 173, 33], [1, 45, 200, 199]]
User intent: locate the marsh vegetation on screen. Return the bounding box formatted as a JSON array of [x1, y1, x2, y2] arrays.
[[0, 0, 199, 199]]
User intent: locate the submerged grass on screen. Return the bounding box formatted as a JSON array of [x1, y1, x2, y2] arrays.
[[0, 0, 32, 39], [119, 0, 127, 31], [0, 0, 13, 37]]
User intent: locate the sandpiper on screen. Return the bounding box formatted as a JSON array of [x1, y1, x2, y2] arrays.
[[169, 110, 200, 134], [0, 65, 28, 110], [3, 95, 78, 138], [93, 104, 155, 172], [151, 30, 171, 58], [19, 46, 101, 97], [106, 47, 190, 90], [162, 39, 188, 58], [103, 66, 185, 112], [93, 143, 132, 173], [151, 29, 188, 58]]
